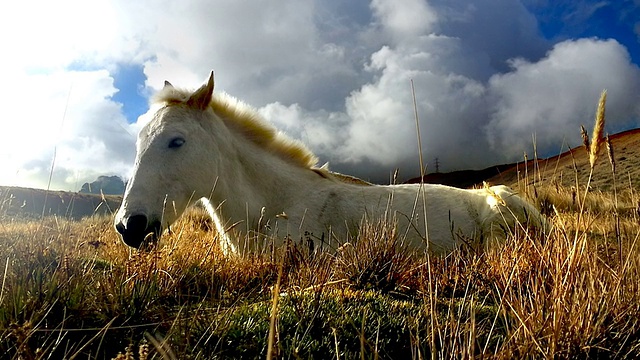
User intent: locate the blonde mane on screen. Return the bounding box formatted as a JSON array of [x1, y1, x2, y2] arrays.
[[153, 86, 319, 169]]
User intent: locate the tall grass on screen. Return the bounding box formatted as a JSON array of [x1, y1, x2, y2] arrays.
[[2, 91, 640, 358], [1, 177, 639, 359]]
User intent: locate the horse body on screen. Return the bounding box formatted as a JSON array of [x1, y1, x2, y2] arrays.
[[243, 180, 541, 253], [114, 72, 544, 254]]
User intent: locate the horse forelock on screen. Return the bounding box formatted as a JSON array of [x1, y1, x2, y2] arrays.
[[153, 85, 191, 105], [152, 86, 319, 169]]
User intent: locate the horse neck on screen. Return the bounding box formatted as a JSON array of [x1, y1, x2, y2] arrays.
[[210, 128, 318, 227]]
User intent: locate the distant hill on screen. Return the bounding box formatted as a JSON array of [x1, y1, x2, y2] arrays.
[[0, 186, 122, 220], [405, 164, 514, 188], [407, 128, 640, 191], [80, 175, 125, 195]]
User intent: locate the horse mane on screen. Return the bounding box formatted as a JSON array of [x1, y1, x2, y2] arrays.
[[153, 86, 319, 170]]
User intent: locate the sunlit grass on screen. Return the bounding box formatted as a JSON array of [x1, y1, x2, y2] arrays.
[[2, 91, 640, 359], [1, 179, 639, 359]]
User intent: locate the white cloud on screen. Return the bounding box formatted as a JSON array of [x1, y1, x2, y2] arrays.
[[1, 0, 131, 72], [486, 38, 640, 158], [313, 0, 548, 178], [258, 102, 349, 159], [370, 0, 438, 40], [0, 70, 135, 190], [251, 3, 640, 183], [2, 0, 640, 189], [339, 39, 491, 171], [121, 0, 352, 107], [0, 0, 140, 190]]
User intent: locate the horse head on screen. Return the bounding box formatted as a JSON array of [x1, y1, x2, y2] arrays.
[[114, 72, 221, 248]]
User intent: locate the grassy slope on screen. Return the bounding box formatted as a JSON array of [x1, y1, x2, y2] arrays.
[[411, 128, 640, 192], [487, 128, 640, 192], [1, 129, 640, 358], [0, 186, 122, 220]]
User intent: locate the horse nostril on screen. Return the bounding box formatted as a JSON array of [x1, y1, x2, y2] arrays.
[[127, 214, 148, 232], [115, 214, 150, 249], [115, 214, 164, 249]]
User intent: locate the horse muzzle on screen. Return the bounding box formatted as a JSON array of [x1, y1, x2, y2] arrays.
[[114, 214, 162, 249]]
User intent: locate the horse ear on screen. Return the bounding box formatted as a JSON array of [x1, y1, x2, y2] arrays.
[[187, 71, 215, 111], [163, 80, 173, 89]]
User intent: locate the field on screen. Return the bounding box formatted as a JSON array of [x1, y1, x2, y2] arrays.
[[2, 111, 640, 357], [2, 162, 640, 359]]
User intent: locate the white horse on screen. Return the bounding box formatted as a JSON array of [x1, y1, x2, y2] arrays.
[[114, 72, 545, 254]]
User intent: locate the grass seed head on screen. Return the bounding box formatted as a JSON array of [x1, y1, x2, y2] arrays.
[[606, 133, 615, 174], [580, 125, 590, 153], [589, 89, 607, 169]]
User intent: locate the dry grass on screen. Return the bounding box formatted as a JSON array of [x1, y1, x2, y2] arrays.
[[2, 92, 640, 359], [1, 174, 639, 359]]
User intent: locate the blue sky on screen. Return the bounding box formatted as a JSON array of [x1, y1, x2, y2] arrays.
[[111, 63, 149, 123], [2, 0, 639, 190], [529, 1, 639, 61]]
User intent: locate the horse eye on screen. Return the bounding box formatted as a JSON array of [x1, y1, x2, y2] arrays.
[[168, 137, 185, 149]]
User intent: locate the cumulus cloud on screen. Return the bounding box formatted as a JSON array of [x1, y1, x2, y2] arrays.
[[252, 0, 549, 181], [0, 0, 139, 190], [0, 70, 136, 190], [121, 0, 640, 183], [2, 0, 640, 189], [486, 38, 640, 158], [341, 40, 490, 167], [371, 0, 438, 40], [131, 0, 366, 111], [259, 0, 557, 181], [258, 1, 640, 183], [258, 103, 350, 158]]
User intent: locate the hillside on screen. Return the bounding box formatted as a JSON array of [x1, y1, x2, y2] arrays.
[[405, 164, 513, 188], [409, 128, 640, 191], [486, 128, 640, 191], [0, 186, 121, 219]]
